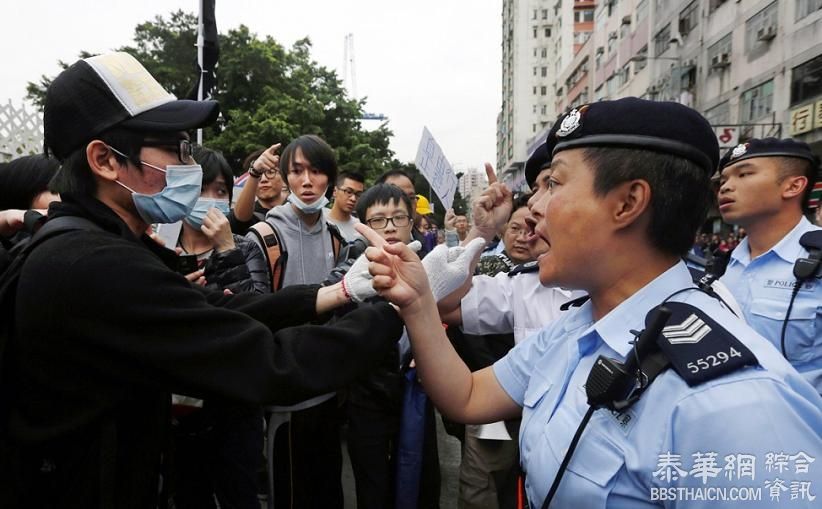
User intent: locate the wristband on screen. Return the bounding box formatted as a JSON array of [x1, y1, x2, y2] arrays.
[[248, 165, 263, 179], [340, 277, 352, 302]]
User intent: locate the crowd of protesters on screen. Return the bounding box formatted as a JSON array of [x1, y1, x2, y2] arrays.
[[0, 51, 821, 509]]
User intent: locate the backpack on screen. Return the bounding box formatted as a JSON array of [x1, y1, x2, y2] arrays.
[[0, 216, 102, 430], [248, 219, 345, 291]]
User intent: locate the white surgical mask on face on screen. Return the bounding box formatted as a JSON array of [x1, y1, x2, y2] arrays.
[[287, 191, 329, 214]]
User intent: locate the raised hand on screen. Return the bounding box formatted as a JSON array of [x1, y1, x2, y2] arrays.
[[356, 223, 430, 309], [471, 163, 513, 241], [252, 143, 281, 173], [201, 208, 235, 253]]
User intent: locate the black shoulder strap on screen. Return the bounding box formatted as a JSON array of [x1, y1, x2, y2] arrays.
[[560, 295, 590, 311], [326, 221, 345, 262], [655, 301, 759, 387], [507, 260, 539, 277]]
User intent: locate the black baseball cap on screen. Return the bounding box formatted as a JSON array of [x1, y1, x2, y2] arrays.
[[44, 52, 219, 161]]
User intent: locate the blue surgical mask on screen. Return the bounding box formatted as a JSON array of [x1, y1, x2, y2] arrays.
[[185, 198, 231, 229], [287, 192, 329, 214], [114, 161, 203, 224]]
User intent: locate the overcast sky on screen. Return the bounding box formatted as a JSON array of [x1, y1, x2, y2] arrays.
[[1, 0, 501, 169]]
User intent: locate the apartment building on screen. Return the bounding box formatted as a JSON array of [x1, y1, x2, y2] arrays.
[[501, 0, 822, 201]]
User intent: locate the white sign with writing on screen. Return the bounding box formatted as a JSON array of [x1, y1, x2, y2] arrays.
[[415, 127, 458, 210], [714, 126, 739, 148]]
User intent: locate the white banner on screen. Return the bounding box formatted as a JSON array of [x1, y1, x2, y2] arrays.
[[415, 127, 458, 210]]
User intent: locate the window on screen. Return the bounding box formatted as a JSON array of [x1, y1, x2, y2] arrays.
[[533, 86, 537, 95], [704, 101, 730, 125], [745, 2, 778, 52], [533, 9, 538, 20], [618, 64, 631, 86], [707, 34, 732, 73], [791, 55, 822, 106], [545, 27, 552, 37], [541, 67, 548, 77], [654, 24, 671, 56], [574, 9, 594, 23], [740, 80, 774, 122], [542, 9, 549, 20], [574, 31, 592, 45], [796, 0, 822, 20], [541, 86, 547, 96], [533, 67, 538, 76], [709, 0, 729, 13], [637, 0, 649, 23], [541, 104, 548, 115], [679, 1, 699, 37], [634, 45, 649, 73], [533, 105, 538, 114], [541, 48, 548, 58], [533, 27, 538, 38]]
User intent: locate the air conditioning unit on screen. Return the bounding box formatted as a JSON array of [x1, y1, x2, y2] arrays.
[[596, 46, 605, 55], [648, 85, 660, 95], [711, 53, 731, 69], [621, 16, 632, 25], [757, 25, 776, 41]]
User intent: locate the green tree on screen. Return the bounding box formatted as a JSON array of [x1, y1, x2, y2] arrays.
[[26, 10, 395, 179]]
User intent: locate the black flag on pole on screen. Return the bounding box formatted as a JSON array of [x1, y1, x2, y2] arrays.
[[188, 0, 219, 100]]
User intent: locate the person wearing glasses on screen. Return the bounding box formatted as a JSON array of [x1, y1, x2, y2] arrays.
[[325, 171, 366, 242], [376, 169, 432, 259], [1, 52, 404, 508], [343, 183, 416, 509]]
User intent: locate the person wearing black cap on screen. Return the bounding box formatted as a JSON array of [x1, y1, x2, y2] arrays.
[[0, 52, 403, 508], [359, 98, 822, 508], [717, 138, 822, 393]]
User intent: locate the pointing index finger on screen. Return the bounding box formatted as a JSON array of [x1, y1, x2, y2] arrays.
[[355, 222, 387, 249], [266, 143, 282, 155], [485, 162, 497, 185]]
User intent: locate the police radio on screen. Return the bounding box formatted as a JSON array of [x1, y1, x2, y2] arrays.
[[585, 305, 672, 411], [781, 230, 822, 357]]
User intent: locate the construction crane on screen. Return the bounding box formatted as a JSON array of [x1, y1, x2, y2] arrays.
[[342, 33, 388, 122]]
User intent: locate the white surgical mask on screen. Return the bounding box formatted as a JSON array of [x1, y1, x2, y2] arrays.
[[287, 192, 329, 214]]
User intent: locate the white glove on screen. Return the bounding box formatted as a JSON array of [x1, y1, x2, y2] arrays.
[[421, 238, 486, 302], [343, 241, 422, 303]]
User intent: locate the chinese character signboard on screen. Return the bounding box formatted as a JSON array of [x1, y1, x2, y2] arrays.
[[415, 127, 458, 210]]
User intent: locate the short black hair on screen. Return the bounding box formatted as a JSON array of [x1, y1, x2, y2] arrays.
[[512, 192, 532, 212], [775, 157, 818, 213], [49, 126, 150, 197], [0, 155, 60, 210], [279, 135, 338, 197], [337, 171, 365, 186], [583, 147, 711, 257], [355, 183, 413, 221], [193, 145, 235, 202], [375, 168, 413, 185]]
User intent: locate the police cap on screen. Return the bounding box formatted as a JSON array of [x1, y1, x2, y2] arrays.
[[718, 137, 819, 174], [545, 97, 719, 176]]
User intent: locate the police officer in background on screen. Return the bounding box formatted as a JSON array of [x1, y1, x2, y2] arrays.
[[717, 138, 822, 393], [359, 98, 822, 508]]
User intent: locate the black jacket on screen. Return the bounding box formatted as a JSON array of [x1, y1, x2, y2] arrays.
[[0, 194, 403, 509]]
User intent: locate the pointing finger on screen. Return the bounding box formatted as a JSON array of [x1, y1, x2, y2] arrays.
[[485, 162, 497, 185]]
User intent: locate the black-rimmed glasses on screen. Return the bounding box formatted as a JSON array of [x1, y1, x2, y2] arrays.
[[366, 214, 411, 230], [142, 138, 194, 163]]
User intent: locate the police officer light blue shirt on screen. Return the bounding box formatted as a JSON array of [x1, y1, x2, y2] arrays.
[[722, 216, 822, 393], [494, 262, 822, 508]]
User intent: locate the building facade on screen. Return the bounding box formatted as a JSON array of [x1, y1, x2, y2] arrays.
[[499, 0, 822, 204]]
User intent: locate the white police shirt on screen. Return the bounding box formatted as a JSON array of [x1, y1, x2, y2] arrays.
[[461, 269, 578, 344], [722, 217, 822, 393], [494, 262, 822, 508]]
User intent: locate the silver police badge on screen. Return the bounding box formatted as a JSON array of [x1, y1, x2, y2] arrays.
[[556, 109, 582, 137], [731, 143, 747, 159]]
